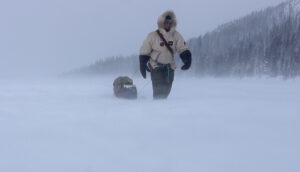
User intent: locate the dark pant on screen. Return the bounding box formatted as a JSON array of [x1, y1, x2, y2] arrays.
[[151, 64, 174, 99]]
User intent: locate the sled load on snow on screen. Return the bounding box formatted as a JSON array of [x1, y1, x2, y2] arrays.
[[113, 76, 137, 99]]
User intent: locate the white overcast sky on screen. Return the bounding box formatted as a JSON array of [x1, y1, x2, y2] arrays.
[[0, 0, 284, 77]]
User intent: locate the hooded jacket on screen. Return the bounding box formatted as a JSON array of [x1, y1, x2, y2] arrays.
[[140, 10, 189, 70]]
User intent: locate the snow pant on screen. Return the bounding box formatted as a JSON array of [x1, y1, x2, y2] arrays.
[[150, 64, 174, 99]]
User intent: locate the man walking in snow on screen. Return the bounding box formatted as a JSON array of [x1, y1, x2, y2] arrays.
[[139, 10, 192, 99]]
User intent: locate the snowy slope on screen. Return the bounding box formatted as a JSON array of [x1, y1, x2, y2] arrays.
[[0, 77, 299, 172], [74, 0, 300, 78], [283, 0, 300, 15]]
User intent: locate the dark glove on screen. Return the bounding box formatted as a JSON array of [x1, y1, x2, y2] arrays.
[[139, 55, 150, 79], [180, 50, 192, 70]]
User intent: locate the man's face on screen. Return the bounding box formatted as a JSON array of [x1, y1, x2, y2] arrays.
[[164, 23, 171, 30]]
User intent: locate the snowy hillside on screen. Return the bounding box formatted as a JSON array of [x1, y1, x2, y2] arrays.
[[283, 0, 300, 15], [70, 0, 300, 78], [190, 0, 300, 77], [0, 77, 299, 172]]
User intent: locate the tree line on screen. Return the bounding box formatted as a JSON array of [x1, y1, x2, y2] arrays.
[[70, 0, 300, 78]]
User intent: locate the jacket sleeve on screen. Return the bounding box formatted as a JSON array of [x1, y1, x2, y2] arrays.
[[175, 31, 189, 54], [140, 33, 153, 56]]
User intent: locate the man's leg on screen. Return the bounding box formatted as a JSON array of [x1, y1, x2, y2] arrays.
[[151, 67, 174, 99]]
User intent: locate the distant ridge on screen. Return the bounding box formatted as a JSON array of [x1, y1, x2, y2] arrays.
[[69, 0, 300, 78]]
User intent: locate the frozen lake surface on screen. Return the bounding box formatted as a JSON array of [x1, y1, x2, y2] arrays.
[[0, 76, 299, 172]]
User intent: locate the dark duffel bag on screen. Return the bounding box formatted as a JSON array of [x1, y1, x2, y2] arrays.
[[113, 76, 137, 99]]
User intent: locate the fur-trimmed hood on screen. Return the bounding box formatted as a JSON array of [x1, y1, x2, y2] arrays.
[[157, 10, 177, 31]]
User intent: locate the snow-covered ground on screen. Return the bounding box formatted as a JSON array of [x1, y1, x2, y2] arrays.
[[0, 76, 299, 172]]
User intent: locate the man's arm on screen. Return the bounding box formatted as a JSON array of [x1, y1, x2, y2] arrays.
[[139, 33, 153, 78], [175, 32, 192, 70]]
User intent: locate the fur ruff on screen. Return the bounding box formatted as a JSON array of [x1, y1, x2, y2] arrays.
[[157, 10, 177, 31]]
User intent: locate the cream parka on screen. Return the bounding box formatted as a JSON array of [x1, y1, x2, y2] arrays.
[[140, 10, 189, 70]]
